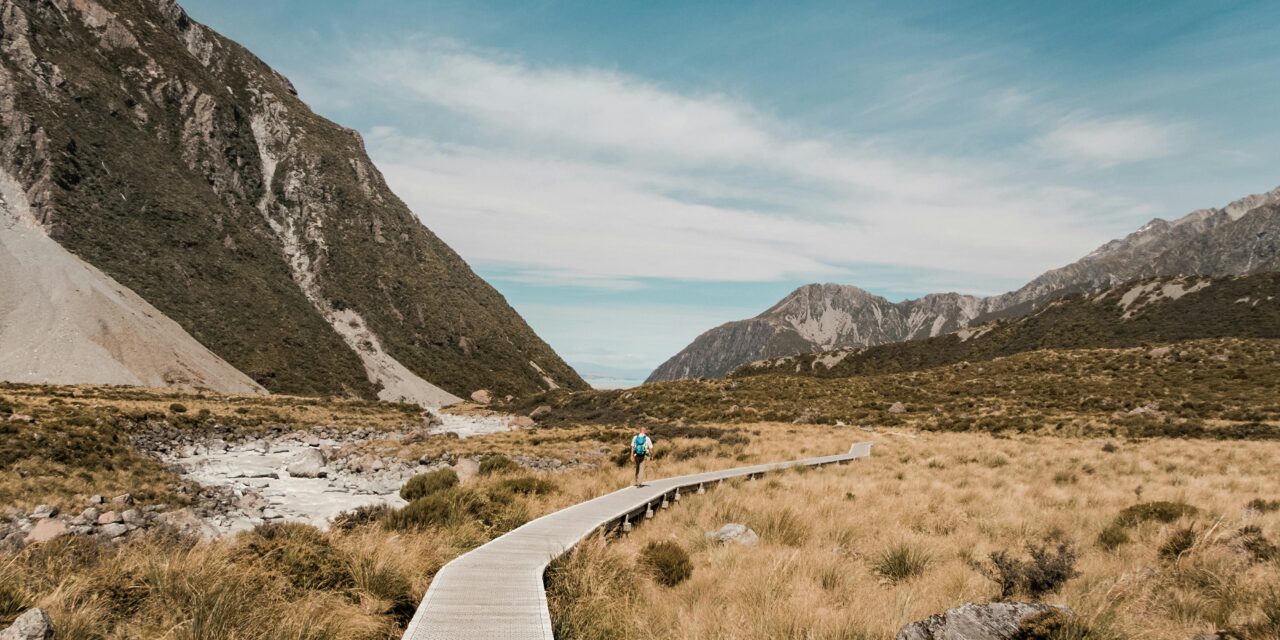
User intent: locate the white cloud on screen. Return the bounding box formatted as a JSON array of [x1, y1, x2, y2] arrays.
[[1037, 115, 1180, 167], [348, 44, 1156, 289]]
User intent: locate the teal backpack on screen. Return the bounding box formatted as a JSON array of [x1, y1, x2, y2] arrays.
[[632, 434, 650, 456]]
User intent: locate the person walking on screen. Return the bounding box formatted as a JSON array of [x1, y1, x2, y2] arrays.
[[630, 426, 654, 487]]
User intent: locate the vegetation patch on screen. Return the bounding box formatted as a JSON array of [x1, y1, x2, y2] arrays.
[[638, 541, 693, 587], [981, 541, 1079, 599], [874, 543, 931, 583], [400, 468, 459, 501]]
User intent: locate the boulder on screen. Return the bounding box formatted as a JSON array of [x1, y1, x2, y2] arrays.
[[422, 411, 444, 428], [97, 511, 123, 525], [0, 608, 54, 640], [453, 458, 480, 483], [286, 449, 327, 478], [705, 523, 759, 546], [112, 493, 134, 506], [80, 507, 100, 522], [470, 389, 492, 405], [530, 405, 552, 420], [896, 602, 1074, 640], [98, 523, 128, 539], [1149, 346, 1172, 358], [888, 402, 907, 414], [155, 507, 217, 540], [121, 509, 144, 525], [29, 505, 56, 519], [509, 416, 535, 430], [23, 519, 67, 545]]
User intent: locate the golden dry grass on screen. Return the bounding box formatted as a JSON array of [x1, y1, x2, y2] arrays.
[[547, 430, 1280, 639]]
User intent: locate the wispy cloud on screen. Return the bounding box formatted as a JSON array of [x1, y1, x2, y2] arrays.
[[1037, 115, 1181, 168], [348, 43, 1157, 289]]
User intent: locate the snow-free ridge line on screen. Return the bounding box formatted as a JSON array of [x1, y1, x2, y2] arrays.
[[401, 442, 874, 639]]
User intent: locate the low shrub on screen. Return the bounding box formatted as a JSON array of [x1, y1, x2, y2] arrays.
[[1159, 526, 1197, 560], [331, 504, 393, 531], [385, 488, 485, 531], [400, 468, 459, 501], [874, 543, 931, 583], [1097, 524, 1130, 551], [1113, 501, 1198, 528], [0, 565, 30, 624], [479, 455, 519, 476], [235, 522, 352, 591], [981, 542, 1078, 599], [168, 403, 188, 414], [1247, 498, 1280, 513], [1014, 609, 1088, 640], [492, 475, 557, 497], [1233, 525, 1278, 563], [638, 541, 693, 587]]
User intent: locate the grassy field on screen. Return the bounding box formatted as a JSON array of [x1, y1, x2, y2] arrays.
[[547, 431, 1280, 640], [3, 336, 1279, 638]]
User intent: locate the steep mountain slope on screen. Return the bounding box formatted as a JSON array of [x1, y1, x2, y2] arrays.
[[0, 0, 585, 402], [736, 272, 1280, 379], [649, 186, 1280, 382], [647, 284, 986, 381], [1, 167, 264, 394]]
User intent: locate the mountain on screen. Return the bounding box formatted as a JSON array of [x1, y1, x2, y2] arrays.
[[648, 186, 1280, 382], [0, 0, 585, 403], [647, 284, 987, 381], [735, 272, 1280, 379]]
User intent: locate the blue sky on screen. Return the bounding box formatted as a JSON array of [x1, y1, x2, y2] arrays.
[[183, 0, 1280, 375]]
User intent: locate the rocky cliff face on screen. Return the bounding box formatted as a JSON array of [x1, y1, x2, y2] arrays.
[[647, 284, 988, 381], [0, 0, 585, 402], [649, 186, 1280, 382]]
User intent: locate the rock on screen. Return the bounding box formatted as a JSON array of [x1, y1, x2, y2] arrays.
[[529, 405, 552, 420], [98, 523, 128, 539], [6, 414, 33, 423], [97, 511, 123, 525], [470, 389, 492, 404], [0, 608, 54, 640], [896, 602, 1074, 640], [509, 416, 535, 429], [112, 493, 134, 506], [81, 507, 100, 522], [1128, 403, 1161, 415], [286, 449, 327, 478], [705, 523, 759, 546], [422, 411, 443, 428], [1149, 346, 1172, 358], [155, 508, 217, 540], [888, 402, 907, 414], [121, 509, 144, 525], [29, 505, 57, 519], [1211, 354, 1230, 362], [453, 458, 480, 483], [87, 495, 105, 505], [23, 519, 67, 544]]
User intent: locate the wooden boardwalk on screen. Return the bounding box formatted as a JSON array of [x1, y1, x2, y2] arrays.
[[401, 442, 874, 640]]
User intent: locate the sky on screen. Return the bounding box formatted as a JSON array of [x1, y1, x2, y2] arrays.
[[182, 0, 1280, 377]]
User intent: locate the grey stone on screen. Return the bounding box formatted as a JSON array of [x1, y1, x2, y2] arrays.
[[705, 523, 759, 546], [112, 493, 134, 506], [29, 505, 56, 519], [888, 402, 907, 414], [0, 608, 54, 640], [509, 416, 535, 430], [896, 602, 1074, 640], [286, 448, 327, 478], [121, 509, 144, 525], [470, 389, 492, 404], [97, 511, 123, 525], [1149, 346, 1172, 358], [98, 523, 128, 539], [81, 507, 100, 522]]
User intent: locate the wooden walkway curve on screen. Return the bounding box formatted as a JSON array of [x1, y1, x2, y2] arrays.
[[401, 441, 874, 640]]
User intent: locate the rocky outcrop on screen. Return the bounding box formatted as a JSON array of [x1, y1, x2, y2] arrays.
[[648, 285, 987, 381], [0, 0, 585, 401], [0, 609, 54, 640], [705, 523, 759, 546], [896, 603, 1073, 640], [652, 186, 1280, 381]]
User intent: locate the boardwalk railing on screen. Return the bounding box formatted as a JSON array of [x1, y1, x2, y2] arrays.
[[401, 441, 873, 640]]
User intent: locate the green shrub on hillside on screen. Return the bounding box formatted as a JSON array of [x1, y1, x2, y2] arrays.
[[236, 522, 352, 591], [639, 541, 693, 587], [400, 468, 459, 501], [479, 455, 519, 476]]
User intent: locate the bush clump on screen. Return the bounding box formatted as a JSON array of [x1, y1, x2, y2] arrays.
[[236, 522, 352, 591], [400, 468, 459, 501], [1014, 609, 1087, 640], [638, 541, 693, 587], [331, 504, 393, 531], [492, 475, 557, 497], [385, 488, 486, 531], [981, 542, 1078, 599], [1097, 524, 1131, 551], [479, 455, 519, 476], [1113, 501, 1198, 528], [168, 403, 188, 414], [1158, 526, 1197, 560], [874, 543, 931, 583], [1247, 498, 1280, 513]]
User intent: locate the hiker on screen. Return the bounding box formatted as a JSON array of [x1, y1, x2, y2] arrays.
[[630, 426, 654, 487]]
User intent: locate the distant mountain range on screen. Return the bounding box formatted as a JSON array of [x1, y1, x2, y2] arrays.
[[735, 272, 1280, 379], [0, 0, 585, 403], [649, 186, 1280, 382]]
